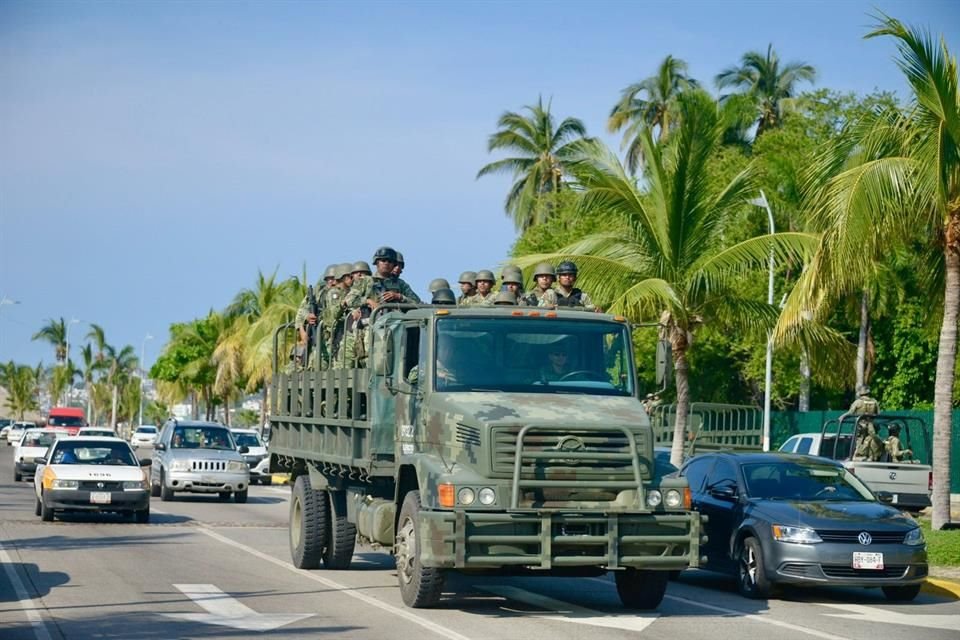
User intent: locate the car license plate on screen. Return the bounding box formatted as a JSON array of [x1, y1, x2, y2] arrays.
[[90, 492, 111, 504], [853, 552, 884, 570]]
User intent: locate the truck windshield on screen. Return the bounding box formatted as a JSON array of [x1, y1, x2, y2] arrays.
[[47, 415, 84, 427], [434, 317, 635, 396]]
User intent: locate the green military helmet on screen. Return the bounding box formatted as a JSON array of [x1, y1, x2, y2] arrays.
[[323, 264, 337, 280], [475, 269, 495, 283], [372, 246, 398, 263], [534, 262, 556, 277], [428, 277, 452, 293], [351, 260, 372, 275], [557, 260, 578, 275], [395, 251, 405, 267], [494, 290, 517, 305], [501, 266, 523, 285], [335, 262, 353, 280], [431, 287, 456, 305], [458, 271, 477, 284], [858, 385, 871, 396]]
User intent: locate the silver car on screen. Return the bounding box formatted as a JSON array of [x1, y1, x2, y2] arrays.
[[150, 420, 250, 503]]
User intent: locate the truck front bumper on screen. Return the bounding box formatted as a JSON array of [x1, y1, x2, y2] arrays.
[[418, 510, 703, 570]]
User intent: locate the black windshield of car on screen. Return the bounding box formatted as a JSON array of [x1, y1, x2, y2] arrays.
[[52, 443, 137, 466], [171, 427, 235, 450], [48, 416, 84, 427], [233, 434, 261, 447], [432, 318, 635, 396], [136, 427, 157, 434], [741, 462, 873, 502]]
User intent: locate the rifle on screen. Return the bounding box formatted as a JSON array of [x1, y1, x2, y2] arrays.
[[305, 285, 318, 366]]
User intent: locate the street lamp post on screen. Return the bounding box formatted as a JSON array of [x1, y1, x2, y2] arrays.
[[749, 191, 775, 452], [138, 333, 153, 428], [64, 318, 80, 365]]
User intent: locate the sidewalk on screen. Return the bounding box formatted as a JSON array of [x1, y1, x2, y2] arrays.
[[922, 493, 960, 599]]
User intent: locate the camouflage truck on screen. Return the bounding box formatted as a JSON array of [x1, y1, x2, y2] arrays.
[[268, 304, 703, 609]]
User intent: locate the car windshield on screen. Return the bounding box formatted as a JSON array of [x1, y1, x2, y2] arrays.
[[431, 318, 635, 396], [81, 430, 114, 437], [136, 427, 157, 434], [233, 433, 262, 448], [742, 461, 874, 502], [52, 442, 138, 466], [171, 427, 235, 450], [22, 432, 59, 447], [48, 415, 84, 427]]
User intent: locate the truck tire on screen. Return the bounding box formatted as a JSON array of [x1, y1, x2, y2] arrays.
[[614, 568, 668, 609], [290, 475, 328, 570], [395, 491, 445, 608], [322, 490, 356, 570], [160, 470, 175, 502], [14, 469, 22, 482]]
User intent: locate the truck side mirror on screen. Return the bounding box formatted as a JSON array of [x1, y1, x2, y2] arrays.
[[656, 339, 672, 389]]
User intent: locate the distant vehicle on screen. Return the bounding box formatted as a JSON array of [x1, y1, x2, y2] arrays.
[[14, 429, 67, 481], [77, 427, 119, 438], [130, 425, 159, 448], [33, 436, 152, 523], [678, 452, 927, 601], [6, 422, 36, 446], [151, 420, 250, 502], [230, 428, 270, 485], [46, 407, 86, 435]]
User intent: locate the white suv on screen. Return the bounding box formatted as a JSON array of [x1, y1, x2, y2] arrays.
[[231, 428, 270, 485]]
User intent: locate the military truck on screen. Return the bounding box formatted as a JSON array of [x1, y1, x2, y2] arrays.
[[268, 304, 703, 609]]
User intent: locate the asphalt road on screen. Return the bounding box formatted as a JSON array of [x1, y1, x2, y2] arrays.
[[1, 444, 958, 640]]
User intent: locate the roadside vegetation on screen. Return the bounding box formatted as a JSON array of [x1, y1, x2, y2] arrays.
[[919, 518, 960, 566]]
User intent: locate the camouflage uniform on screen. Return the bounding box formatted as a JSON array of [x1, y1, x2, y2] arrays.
[[464, 291, 498, 306], [525, 262, 556, 307], [550, 261, 597, 310], [457, 271, 477, 306], [845, 388, 881, 461], [884, 426, 913, 462]]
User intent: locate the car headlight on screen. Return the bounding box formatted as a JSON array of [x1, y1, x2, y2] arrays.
[[646, 489, 662, 508], [457, 487, 475, 505], [772, 524, 822, 544], [169, 460, 190, 472], [478, 487, 496, 505], [53, 479, 79, 489], [227, 460, 247, 472], [123, 480, 147, 490], [904, 527, 925, 546], [664, 489, 683, 509]]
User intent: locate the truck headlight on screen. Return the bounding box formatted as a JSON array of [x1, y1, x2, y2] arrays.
[[664, 489, 683, 508], [478, 487, 496, 505], [772, 525, 822, 544], [457, 488, 475, 505], [904, 527, 924, 546], [169, 460, 190, 472], [123, 481, 147, 490], [646, 490, 662, 508], [53, 479, 79, 489], [227, 461, 247, 472]]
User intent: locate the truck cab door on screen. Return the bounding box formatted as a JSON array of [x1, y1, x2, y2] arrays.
[[395, 322, 425, 456]]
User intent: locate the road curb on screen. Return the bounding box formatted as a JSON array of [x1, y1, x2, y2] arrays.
[[923, 576, 960, 600]]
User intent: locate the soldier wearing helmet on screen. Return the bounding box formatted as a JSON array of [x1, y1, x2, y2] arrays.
[[322, 263, 355, 368], [493, 290, 517, 305], [429, 278, 451, 294], [457, 271, 477, 305], [525, 262, 557, 306], [464, 270, 497, 306], [431, 287, 457, 305], [392, 251, 405, 278], [884, 423, 913, 462], [500, 265, 527, 306], [551, 260, 597, 311], [295, 263, 336, 348], [843, 386, 882, 461], [351, 261, 372, 281]]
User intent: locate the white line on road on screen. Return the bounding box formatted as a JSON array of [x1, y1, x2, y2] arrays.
[[165, 583, 314, 631], [478, 584, 659, 632], [194, 526, 473, 640], [820, 602, 960, 631], [0, 541, 54, 640]]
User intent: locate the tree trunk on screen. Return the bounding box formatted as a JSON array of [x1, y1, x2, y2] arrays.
[[110, 384, 118, 430], [856, 290, 870, 391], [669, 342, 691, 469], [224, 391, 231, 426], [85, 382, 92, 424], [932, 235, 959, 530], [799, 349, 811, 412], [191, 390, 198, 419]]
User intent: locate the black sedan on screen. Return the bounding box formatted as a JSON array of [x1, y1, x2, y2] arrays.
[[678, 452, 927, 600]]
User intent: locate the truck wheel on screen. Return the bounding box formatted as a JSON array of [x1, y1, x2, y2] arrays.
[[614, 568, 668, 609], [395, 490, 445, 608], [737, 537, 774, 599], [14, 469, 21, 482], [882, 584, 921, 601], [322, 490, 356, 570], [160, 470, 175, 502], [290, 475, 328, 570]]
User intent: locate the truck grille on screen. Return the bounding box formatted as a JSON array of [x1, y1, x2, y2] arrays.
[[191, 460, 227, 472], [491, 427, 642, 477], [816, 530, 906, 544]]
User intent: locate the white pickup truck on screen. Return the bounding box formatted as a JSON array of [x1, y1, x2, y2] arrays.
[[778, 415, 932, 513]]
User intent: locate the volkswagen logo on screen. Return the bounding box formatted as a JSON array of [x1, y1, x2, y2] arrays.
[[858, 531, 872, 546], [96, 482, 104, 489], [889, 471, 897, 480]]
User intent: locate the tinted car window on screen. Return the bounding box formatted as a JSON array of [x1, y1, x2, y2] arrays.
[[233, 433, 262, 448], [171, 427, 234, 450], [709, 458, 738, 488], [52, 442, 137, 466], [780, 436, 798, 453], [681, 457, 714, 494], [796, 437, 813, 455], [742, 461, 873, 501]]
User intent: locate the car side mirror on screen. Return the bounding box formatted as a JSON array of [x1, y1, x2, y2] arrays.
[[34, 457, 47, 465], [238, 445, 249, 454], [139, 458, 152, 467], [154, 442, 166, 451], [709, 484, 738, 501], [875, 491, 894, 504]]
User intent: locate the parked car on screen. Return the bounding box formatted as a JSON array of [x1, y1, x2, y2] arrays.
[[77, 427, 120, 438], [678, 452, 927, 601], [130, 425, 159, 448], [13, 429, 67, 481], [230, 428, 270, 485], [33, 436, 151, 523], [6, 421, 36, 445], [151, 420, 250, 502]]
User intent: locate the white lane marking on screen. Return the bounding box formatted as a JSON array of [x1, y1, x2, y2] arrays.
[[0, 542, 54, 640], [195, 526, 473, 640], [164, 583, 313, 631], [820, 602, 960, 631], [479, 585, 659, 632], [587, 577, 851, 640]]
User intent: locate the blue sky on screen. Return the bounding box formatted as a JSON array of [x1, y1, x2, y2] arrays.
[[1, 0, 957, 371]]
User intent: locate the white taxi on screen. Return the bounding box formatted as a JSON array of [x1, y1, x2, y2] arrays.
[[34, 436, 152, 523]]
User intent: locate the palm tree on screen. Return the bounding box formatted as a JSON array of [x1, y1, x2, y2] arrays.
[[715, 44, 816, 136], [608, 55, 698, 172], [1, 362, 41, 419], [779, 15, 959, 529], [515, 90, 817, 467], [49, 361, 80, 407], [79, 344, 103, 424], [86, 323, 107, 362], [31, 317, 68, 363], [104, 344, 138, 430], [477, 96, 591, 231]]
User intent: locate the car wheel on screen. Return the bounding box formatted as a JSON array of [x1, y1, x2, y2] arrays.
[[289, 475, 328, 569], [160, 470, 175, 502], [322, 490, 356, 570], [395, 490, 445, 608], [150, 477, 161, 498], [34, 496, 42, 516], [40, 493, 55, 522], [882, 584, 921, 601], [218, 491, 232, 501], [14, 469, 21, 482], [614, 568, 669, 609], [738, 537, 774, 599], [135, 506, 150, 524], [234, 489, 248, 503]]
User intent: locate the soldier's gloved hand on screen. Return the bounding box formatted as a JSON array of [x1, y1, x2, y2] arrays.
[[381, 291, 403, 303]]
